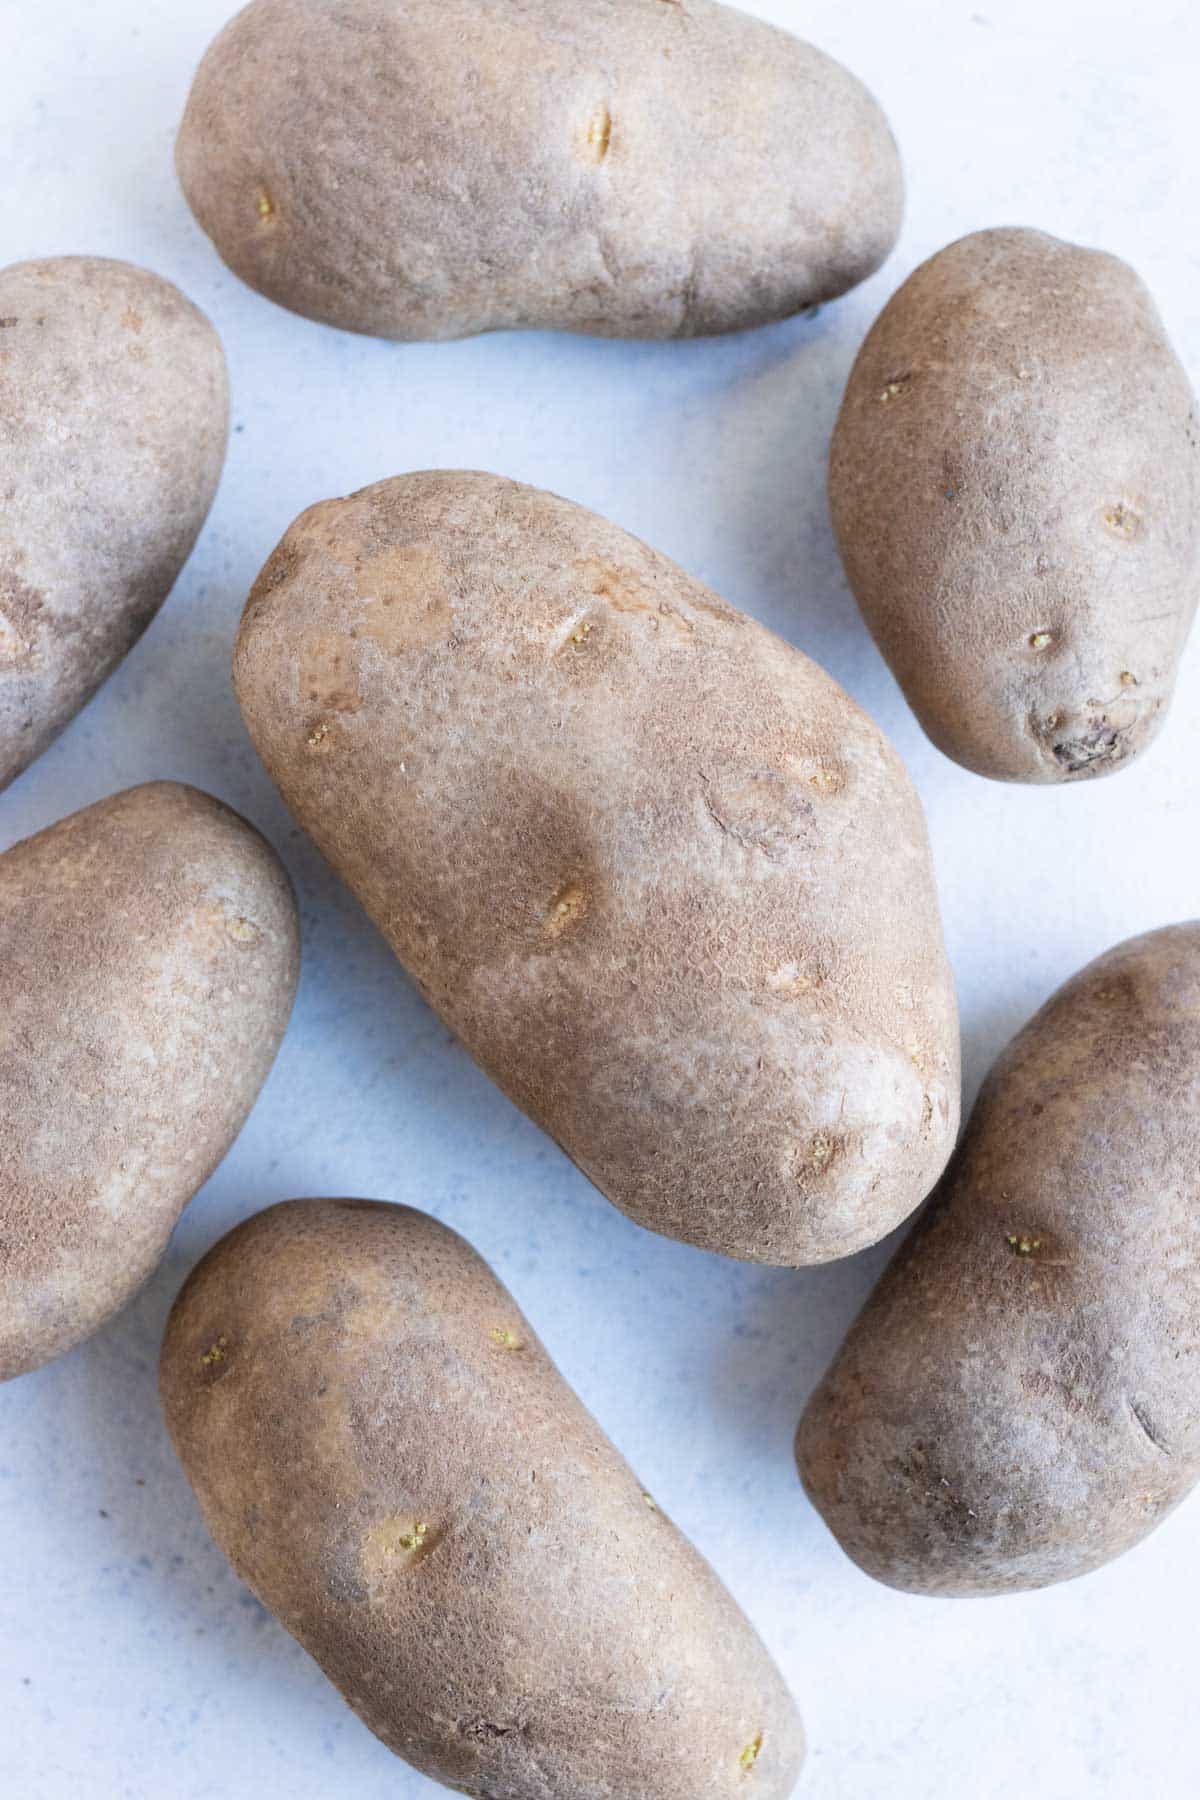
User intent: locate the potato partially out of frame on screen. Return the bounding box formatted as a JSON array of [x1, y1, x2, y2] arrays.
[[160, 1197, 806, 1797], [177, 0, 904, 341], [798, 922, 1200, 1595]]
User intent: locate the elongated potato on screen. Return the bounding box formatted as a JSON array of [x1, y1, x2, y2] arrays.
[[161, 1198, 805, 1797], [0, 257, 229, 790], [233, 471, 959, 1265], [177, 0, 903, 341], [829, 228, 1200, 782], [0, 784, 298, 1381], [797, 922, 1200, 1596]]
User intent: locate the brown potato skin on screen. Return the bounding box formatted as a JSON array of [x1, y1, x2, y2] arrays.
[[828, 228, 1200, 782], [797, 922, 1200, 1596], [177, 0, 903, 341], [0, 258, 229, 791], [160, 1198, 805, 1798], [0, 784, 299, 1380], [233, 471, 959, 1265]]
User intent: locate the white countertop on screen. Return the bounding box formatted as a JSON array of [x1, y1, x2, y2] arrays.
[[1, 2, 1198, 1795]]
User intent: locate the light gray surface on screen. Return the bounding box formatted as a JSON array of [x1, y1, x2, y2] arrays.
[[0, 1, 1197, 1795]]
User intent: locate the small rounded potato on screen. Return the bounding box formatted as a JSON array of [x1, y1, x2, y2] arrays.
[[828, 228, 1200, 782], [177, 0, 903, 341], [0, 257, 229, 791], [797, 922, 1200, 1596], [233, 471, 959, 1265], [0, 783, 298, 1381], [160, 1198, 805, 1797]]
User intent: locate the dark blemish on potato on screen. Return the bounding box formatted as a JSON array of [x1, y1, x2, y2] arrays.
[[1120, 670, 1139, 688], [642, 1491, 658, 1510], [1006, 1233, 1042, 1256], [568, 619, 596, 647], [1029, 630, 1055, 651], [200, 1334, 229, 1367], [1104, 502, 1141, 539], [0, 317, 17, 328], [255, 189, 276, 222], [740, 1732, 764, 1771], [300, 632, 361, 715], [489, 1326, 523, 1350], [1128, 1397, 1172, 1457], [585, 106, 613, 163], [306, 720, 336, 753], [542, 880, 588, 938], [226, 916, 262, 946], [1051, 722, 1122, 772]]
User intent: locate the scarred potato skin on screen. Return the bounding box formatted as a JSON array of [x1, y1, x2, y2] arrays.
[[0, 258, 229, 791], [233, 471, 959, 1265], [160, 1198, 806, 1798], [797, 922, 1200, 1596], [0, 784, 299, 1381], [176, 0, 904, 342], [828, 229, 1200, 783]]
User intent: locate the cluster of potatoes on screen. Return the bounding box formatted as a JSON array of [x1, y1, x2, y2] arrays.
[[3, 1, 1199, 1794]]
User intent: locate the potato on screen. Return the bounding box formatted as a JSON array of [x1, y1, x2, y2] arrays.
[[828, 228, 1200, 782], [0, 257, 229, 791], [233, 471, 959, 1265], [797, 922, 1200, 1596], [176, 0, 903, 341], [160, 1197, 805, 1797], [0, 783, 298, 1381]]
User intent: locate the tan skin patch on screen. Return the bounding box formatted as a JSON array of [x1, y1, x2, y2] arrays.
[[299, 632, 362, 715], [352, 543, 453, 652], [572, 557, 697, 640]]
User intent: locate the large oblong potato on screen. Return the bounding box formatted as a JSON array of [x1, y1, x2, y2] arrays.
[[177, 0, 903, 341], [828, 228, 1200, 782], [0, 257, 229, 791], [160, 1197, 806, 1797], [234, 471, 959, 1265], [797, 922, 1200, 1596], [0, 783, 298, 1381]]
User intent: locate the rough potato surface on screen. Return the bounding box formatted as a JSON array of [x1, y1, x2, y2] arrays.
[[234, 471, 959, 1265], [177, 0, 903, 340], [797, 922, 1200, 1595], [160, 1198, 806, 1798], [0, 784, 299, 1380], [0, 258, 229, 790], [829, 228, 1200, 782]]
